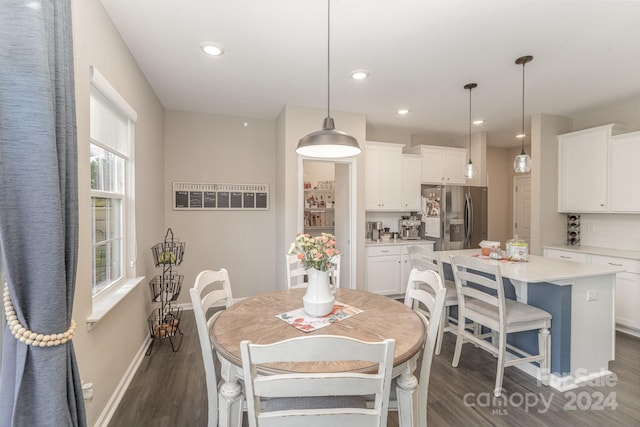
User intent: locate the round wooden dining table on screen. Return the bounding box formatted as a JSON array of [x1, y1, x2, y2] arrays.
[[211, 287, 426, 427]]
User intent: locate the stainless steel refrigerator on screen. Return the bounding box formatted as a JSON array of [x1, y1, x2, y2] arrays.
[[420, 185, 488, 251]]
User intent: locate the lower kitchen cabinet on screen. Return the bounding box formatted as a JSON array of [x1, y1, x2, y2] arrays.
[[590, 254, 640, 333], [366, 242, 435, 295], [544, 247, 640, 334]]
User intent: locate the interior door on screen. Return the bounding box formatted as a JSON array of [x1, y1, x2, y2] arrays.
[[513, 176, 531, 242]]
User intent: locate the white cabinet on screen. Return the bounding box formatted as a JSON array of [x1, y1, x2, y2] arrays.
[[544, 247, 640, 334], [609, 131, 640, 212], [366, 246, 403, 295], [590, 255, 640, 332], [400, 154, 422, 210], [365, 142, 403, 210], [557, 124, 627, 213], [366, 242, 435, 295], [544, 248, 589, 263], [406, 145, 467, 185]]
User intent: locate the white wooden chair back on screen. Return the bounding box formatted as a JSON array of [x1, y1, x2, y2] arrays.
[[190, 268, 234, 427], [407, 246, 459, 355], [406, 245, 443, 276], [329, 253, 341, 290], [286, 253, 341, 291], [450, 255, 506, 330], [240, 335, 395, 427], [403, 268, 447, 426], [285, 254, 308, 289]]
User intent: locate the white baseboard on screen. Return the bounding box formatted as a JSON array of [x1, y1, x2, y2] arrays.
[[616, 325, 640, 338], [94, 335, 152, 427]]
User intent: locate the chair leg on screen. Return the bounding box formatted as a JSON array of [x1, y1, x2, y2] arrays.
[[491, 330, 499, 358], [472, 322, 481, 348], [435, 306, 447, 355], [539, 327, 551, 386], [451, 318, 465, 368], [494, 331, 507, 397]]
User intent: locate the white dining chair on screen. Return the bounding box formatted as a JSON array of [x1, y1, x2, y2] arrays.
[[285, 253, 341, 292], [386, 268, 446, 426], [406, 245, 461, 355], [449, 255, 552, 397], [190, 268, 235, 427], [240, 335, 395, 427]]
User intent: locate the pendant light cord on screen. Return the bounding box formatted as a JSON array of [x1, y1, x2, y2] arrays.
[[468, 86, 472, 158], [521, 60, 525, 152], [327, 0, 331, 118]]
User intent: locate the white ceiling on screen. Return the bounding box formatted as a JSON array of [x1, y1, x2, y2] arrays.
[[99, 0, 640, 147]]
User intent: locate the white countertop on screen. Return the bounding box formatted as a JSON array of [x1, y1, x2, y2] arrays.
[[438, 249, 624, 284], [365, 238, 435, 247], [542, 244, 640, 261]]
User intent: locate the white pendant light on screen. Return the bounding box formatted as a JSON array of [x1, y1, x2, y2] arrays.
[[296, 0, 361, 158], [464, 83, 478, 179], [514, 55, 533, 173]]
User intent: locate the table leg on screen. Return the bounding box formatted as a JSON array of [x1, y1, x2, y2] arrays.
[[396, 366, 421, 427], [218, 359, 243, 427]]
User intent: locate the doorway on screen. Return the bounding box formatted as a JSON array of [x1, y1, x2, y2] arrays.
[[299, 158, 355, 289], [513, 175, 531, 243]]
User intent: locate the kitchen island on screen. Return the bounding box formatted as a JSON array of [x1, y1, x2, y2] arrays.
[[437, 249, 623, 391]]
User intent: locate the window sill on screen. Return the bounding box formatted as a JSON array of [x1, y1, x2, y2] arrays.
[[86, 276, 145, 331]]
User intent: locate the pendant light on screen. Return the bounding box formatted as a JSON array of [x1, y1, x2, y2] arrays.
[[514, 55, 533, 173], [463, 83, 478, 179], [296, 0, 361, 158]]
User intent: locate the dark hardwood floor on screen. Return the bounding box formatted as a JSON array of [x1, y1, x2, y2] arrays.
[[109, 310, 640, 427]]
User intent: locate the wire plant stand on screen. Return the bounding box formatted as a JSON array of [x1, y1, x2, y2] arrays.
[[146, 228, 185, 355]]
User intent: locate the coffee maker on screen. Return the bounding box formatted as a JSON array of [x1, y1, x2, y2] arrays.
[[399, 216, 421, 240], [367, 221, 383, 241]]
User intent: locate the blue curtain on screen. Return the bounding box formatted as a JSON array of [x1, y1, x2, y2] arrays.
[[0, 0, 86, 425]]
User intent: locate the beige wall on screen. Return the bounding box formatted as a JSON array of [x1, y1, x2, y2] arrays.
[[163, 111, 277, 299], [486, 146, 513, 245], [72, 0, 165, 424], [276, 106, 367, 289], [531, 114, 573, 254]]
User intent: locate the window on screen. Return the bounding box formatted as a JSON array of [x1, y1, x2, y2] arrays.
[[89, 67, 137, 297]]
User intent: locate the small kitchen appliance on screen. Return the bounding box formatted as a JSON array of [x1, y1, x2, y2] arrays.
[[399, 216, 421, 240], [369, 221, 383, 241]]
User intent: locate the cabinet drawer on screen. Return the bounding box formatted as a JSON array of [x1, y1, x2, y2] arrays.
[[591, 255, 640, 275], [367, 246, 402, 257], [544, 249, 589, 263]]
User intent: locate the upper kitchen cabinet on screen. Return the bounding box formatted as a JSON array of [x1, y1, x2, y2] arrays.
[[405, 145, 467, 185], [400, 154, 422, 210], [558, 124, 630, 213], [609, 131, 640, 212], [365, 141, 402, 210]]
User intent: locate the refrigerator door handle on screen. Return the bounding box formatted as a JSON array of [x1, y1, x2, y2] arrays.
[[464, 192, 473, 246]]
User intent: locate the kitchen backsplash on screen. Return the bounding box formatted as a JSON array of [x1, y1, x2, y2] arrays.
[[365, 211, 418, 234], [578, 214, 640, 251]]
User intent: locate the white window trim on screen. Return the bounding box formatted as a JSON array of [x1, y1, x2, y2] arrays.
[[87, 67, 141, 329], [87, 276, 145, 331]]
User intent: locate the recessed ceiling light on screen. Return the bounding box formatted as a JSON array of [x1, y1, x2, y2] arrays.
[[473, 119, 484, 125], [397, 109, 410, 115], [351, 70, 369, 80], [200, 43, 225, 56], [516, 133, 526, 138]]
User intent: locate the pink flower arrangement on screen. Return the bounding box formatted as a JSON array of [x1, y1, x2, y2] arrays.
[[288, 233, 340, 272]]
